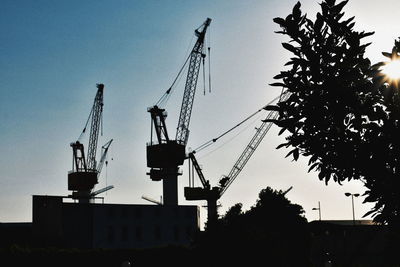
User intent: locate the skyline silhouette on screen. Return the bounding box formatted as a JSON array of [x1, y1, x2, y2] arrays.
[[2, 0, 399, 228]]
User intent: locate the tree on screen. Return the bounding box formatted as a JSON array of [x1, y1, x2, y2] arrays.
[[268, 0, 400, 225], [206, 187, 310, 266]]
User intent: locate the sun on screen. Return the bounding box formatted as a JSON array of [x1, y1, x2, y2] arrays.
[[381, 59, 400, 81]]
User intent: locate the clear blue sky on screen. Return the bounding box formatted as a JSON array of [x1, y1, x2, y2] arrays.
[[1, 0, 400, 228]]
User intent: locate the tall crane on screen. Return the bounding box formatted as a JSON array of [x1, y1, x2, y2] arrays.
[[146, 18, 211, 205], [184, 91, 289, 227], [68, 83, 105, 203]]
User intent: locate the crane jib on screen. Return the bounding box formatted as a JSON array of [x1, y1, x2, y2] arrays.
[[86, 84, 104, 171], [175, 18, 211, 146]]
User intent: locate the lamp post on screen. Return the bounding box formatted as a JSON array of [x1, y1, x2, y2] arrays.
[[312, 201, 321, 221], [345, 192, 360, 225]]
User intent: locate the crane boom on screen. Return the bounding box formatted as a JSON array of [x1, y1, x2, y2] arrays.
[[188, 152, 210, 189], [97, 139, 113, 175], [90, 185, 114, 197], [219, 92, 289, 197], [86, 83, 104, 171], [175, 18, 211, 145], [218, 110, 278, 196], [184, 91, 289, 226]]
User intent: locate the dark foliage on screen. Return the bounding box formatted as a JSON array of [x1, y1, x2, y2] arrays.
[[269, 0, 400, 225], [197, 187, 311, 266], [0, 245, 200, 267]]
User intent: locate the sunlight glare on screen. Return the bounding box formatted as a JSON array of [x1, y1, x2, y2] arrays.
[[381, 59, 400, 81]]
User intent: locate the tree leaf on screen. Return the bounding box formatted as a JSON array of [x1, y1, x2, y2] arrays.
[[293, 148, 299, 161], [331, 0, 349, 14], [308, 162, 319, 172], [292, 1, 301, 20], [314, 13, 324, 34], [276, 142, 290, 149], [269, 82, 286, 87], [273, 17, 286, 27], [382, 52, 393, 59], [282, 42, 299, 55], [263, 105, 280, 111]]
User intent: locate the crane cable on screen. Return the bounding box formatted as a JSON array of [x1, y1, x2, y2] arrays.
[[202, 55, 206, 95], [156, 20, 211, 107], [208, 47, 211, 93], [192, 93, 283, 154], [155, 53, 191, 107], [207, 25, 211, 93], [77, 107, 93, 142], [155, 27, 199, 107], [197, 113, 263, 160], [77, 96, 105, 142]]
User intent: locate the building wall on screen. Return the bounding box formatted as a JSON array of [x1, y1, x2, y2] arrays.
[[32, 195, 199, 249], [91, 204, 199, 249], [32, 195, 64, 247]]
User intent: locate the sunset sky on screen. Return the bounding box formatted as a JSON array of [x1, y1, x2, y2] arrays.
[[2, 0, 400, 228]]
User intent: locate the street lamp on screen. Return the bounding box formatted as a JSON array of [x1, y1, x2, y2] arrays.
[[345, 192, 360, 225], [312, 201, 321, 221]]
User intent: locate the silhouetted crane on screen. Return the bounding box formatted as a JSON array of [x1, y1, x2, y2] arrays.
[[146, 18, 211, 205], [184, 91, 289, 227], [68, 83, 106, 203]]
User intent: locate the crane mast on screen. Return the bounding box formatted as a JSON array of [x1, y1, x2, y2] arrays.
[[176, 18, 211, 145]]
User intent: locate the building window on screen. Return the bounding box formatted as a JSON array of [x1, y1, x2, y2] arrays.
[[173, 225, 179, 241], [154, 225, 161, 240], [107, 226, 114, 243], [135, 226, 142, 241], [121, 226, 128, 242]]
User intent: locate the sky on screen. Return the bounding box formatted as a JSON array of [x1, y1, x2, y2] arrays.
[[2, 0, 400, 228]]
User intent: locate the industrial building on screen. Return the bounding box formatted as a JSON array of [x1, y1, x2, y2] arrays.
[[31, 195, 199, 249]]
